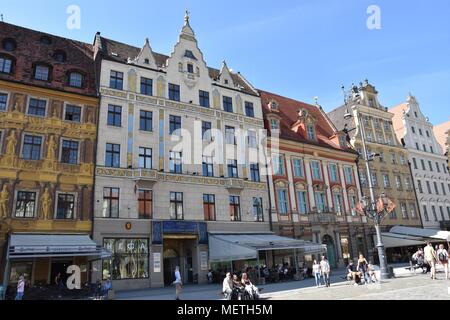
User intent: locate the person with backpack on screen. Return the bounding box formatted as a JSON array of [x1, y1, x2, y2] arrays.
[[437, 244, 449, 280]]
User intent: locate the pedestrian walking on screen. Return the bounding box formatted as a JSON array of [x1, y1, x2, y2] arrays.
[[312, 260, 321, 287], [320, 256, 331, 287], [222, 272, 233, 300], [437, 244, 449, 280], [173, 266, 183, 300], [15, 275, 25, 300], [357, 254, 371, 284], [424, 242, 437, 280]]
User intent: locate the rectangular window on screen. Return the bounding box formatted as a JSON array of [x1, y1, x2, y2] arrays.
[[421, 159, 426, 170], [202, 121, 212, 141], [102, 187, 119, 218], [202, 156, 214, 177], [139, 110, 153, 132], [349, 195, 358, 216], [440, 206, 445, 221], [22, 135, 42, 160], [436, 162, 441, 173], [225, 126, 236, 145], [395, 176, 402, 189], [344, 166, 354, 184], [423, 205, 429, 221], [64, 105, 81, 122], [360, 171, 367, 187], [432, 206, 438, 221], [138, 147, 152, 169], [28, 98, 46, 116], [405, 177, 412, 190], [170, 192, 183, 220], [272, 155, 285, 176], [434, 182, 439, 195], [390, 153, 397, 164], [412, 158, 417, 169], [140, 77, 153, 96], [419, 128, 423, 136], [371, 173, 378, 187], [105, 143, 120, 168], [411, 126, 416, 134], [400, 155, 406, 165], [168, 83, 180, 101], [423, 144, 427, 152], [56, 193, 75, 219], [401, 203, 408, 219], [169, 115, 181, 135], [187, 63, 194, 74], [277, 189, 289, 214], [296, 191, 308, 214], [245, 102, 254, 117], [0, 93, 7, 111], [109, 70, 123, 90], [227, 159, 238, 178], [416, 143, 420, 150], [418, 180, 423, 193], [223, 96, 233, 113], [292, 158, 304, 178], [229, 196, 241, 221], [0, 57, 12, 73], [199, 90, 210, 108], [311, 161, 322, 180], [307, 125, 315, 140], [169, 151, 182, 174], [14, 191, 36, 218], [442, 183, 447, 196], [426, 181, 432, 194], [252, 197, 264, 222], [329, 163, 339, 183], [250, 163, 260, 182], [383, 174, 390, 188], [314, 191, 327, 213], [203, 194, 216, 221], [138, 190, 152, 219], [410, 204, 417, 219], [34, 65, 49, 81], [107, 105, 122, 127], [333, 192, 344, 215], [430, 146, 434, 154], [428, 161, 433, 172], [69, 72, 83, 88], [61, 140, 79, 164], [102, 239, 149, 280], [248, 130, 257, 148]]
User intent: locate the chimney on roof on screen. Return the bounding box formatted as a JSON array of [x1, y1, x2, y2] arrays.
[[93, 31, 103, 59]]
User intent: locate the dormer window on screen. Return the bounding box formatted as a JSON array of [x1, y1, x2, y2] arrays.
[[368, 97, 375, 108], [40, 36, 52, 45], [69, 72, 83, 88], [269, 100, 279, 111], [53, 50, 67, 63], [144, 58, 150, 64], [224, 79, 229, 85], [34, 64, 50, 81], [187, 63, 194, 74], [307, 124, 316, 140], [270, 119, 280, 130], [2, 39, 16, 52]]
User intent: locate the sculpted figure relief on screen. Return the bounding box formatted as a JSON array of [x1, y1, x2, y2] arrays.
[[0, 184, 9, 219], [46, 135, 57, 161], [41, 187, 51, 220], [5, 130, 17, 156]]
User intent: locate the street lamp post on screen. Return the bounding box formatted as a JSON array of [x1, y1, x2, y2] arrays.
[[344, 106, 393, 280]]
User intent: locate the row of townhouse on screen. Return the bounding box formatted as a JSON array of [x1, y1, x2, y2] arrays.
[[0, 15, 448, 291]]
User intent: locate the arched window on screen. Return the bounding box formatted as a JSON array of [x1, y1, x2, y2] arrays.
[[2, 38, 16, 52]]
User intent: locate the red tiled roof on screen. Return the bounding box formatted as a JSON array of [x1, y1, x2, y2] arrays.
[[0, 22, 97, 96], [259, 90, 356, 154], [389, 103, 408, 138], [433, 120, 450, 152]]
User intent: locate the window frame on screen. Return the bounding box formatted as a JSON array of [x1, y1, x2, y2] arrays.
[[138, 147, 152, 169], [138, 189, 153, 219], [139, 110, 153, 132], [107, 104, 122, 127], [102, 187, 120, 218], [140, 77, 153, 96], [55, 192, 77, 220], [229, 195, 241, 221], [105, 143, 121, 168], [109, 70, 124, 90], [14, 190, 37, 218], [168, 83, 181, 101], [170, 192, 184, 220], [223, 96, 233, 113], [203, 194, 216, 221]]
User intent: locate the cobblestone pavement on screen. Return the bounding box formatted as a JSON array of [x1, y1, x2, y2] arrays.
[[267, 270, 450, 300]]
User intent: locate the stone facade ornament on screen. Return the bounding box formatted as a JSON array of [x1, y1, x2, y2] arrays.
[[41, 187, 51, 220], [5, 130, 17, 156], [46, 135, 57, 161], [0, 184, 9, 219]]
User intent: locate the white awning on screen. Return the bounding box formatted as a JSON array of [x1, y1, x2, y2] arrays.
[[208, 233, 326, 263], [379, 233, 426, 249], [390, 226, 450, 241], [8, 234, 111, 260]]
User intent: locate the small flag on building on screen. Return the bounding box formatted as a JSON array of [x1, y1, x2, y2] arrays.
[[354, 201, 365, 215]]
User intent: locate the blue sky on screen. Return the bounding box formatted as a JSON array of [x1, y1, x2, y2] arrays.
[[2, 0, 449, 124]]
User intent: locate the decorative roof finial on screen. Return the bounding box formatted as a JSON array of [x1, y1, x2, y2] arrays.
[[184, 9, 190, 23]]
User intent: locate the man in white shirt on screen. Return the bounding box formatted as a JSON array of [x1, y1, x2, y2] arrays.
[[173, 266, 182, 300], [222, 272, 233, 299], [320, 256, 331, 287]]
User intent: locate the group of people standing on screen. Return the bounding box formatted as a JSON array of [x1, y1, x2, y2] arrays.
[[346, 254, 378, 285], [312, 256, 331, 287], [414, 243, 449, 280]]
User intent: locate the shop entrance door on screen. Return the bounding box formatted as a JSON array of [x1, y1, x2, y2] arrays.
[[163, 249, 180, 286], [322, 235, 337, 268], [50, 260, 72, 286]]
